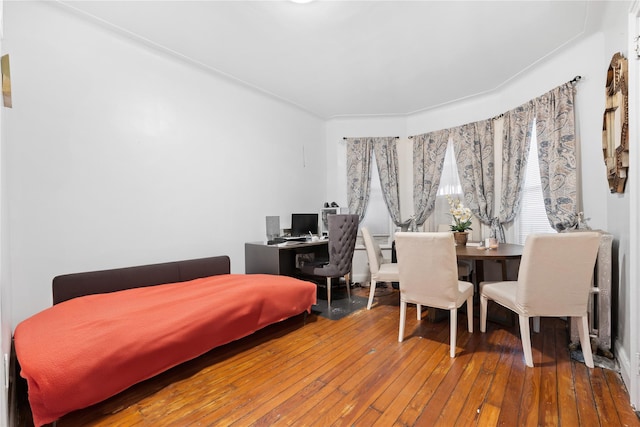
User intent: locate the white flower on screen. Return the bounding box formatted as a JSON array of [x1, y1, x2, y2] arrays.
[[446, 196, 473, 232]]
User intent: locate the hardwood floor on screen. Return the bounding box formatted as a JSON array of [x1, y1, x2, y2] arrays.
[[17, 286, 640, 426]]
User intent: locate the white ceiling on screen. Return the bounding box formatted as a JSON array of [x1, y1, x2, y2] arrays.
[[58, 0, 605, 119]]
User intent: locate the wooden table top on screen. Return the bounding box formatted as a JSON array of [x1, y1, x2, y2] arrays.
[[455, 243, 524, 260]]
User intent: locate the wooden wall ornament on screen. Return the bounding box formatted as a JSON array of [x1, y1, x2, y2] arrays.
[[1, 54, 11, 108], [602, 52, 628, 193]]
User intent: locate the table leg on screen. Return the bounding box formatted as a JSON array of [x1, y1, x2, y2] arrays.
[[500, 260, 508, 281], [474, 259, 484, 284]]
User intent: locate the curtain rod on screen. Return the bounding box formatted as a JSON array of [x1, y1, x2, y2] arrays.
[[342, 136, 399, 140], [489, 75, 582, 121], [407, 75, 583, 139]]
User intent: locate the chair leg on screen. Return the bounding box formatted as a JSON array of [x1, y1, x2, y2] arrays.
[[344, 273, 351, 301], [480, 295, 488, 333], [398, 300, 407, 342], [416, 304, 421, 320], [450, 308, 457, 358], [367, 279, 377, 309], [518, 315, 534, 367], [466, 296, 473, 333], [326, 277, 332, 307], [577, 315, 594, 368]]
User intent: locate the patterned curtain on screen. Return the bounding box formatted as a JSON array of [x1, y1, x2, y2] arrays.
[[534, 82, 579, 231], [346, 138, 373, 221], [499, 102, 535, 235], [412, 129, 450, 229], [372, 137, 411, 228], [450, 119, 497, 237]]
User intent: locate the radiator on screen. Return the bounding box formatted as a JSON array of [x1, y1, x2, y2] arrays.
[[569, 230, 613, 353]]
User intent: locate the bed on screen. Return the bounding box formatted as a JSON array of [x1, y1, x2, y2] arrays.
[[13, 255, 317, 426]]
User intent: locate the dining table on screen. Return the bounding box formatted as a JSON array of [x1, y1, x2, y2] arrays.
[[391, 240, 524, 324], [455, 243, 524, 283], [455, 242, 524, 325], [391, 241, 524, 283]]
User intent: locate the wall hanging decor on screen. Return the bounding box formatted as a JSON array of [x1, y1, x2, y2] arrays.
[[1, 54, 11, 108], [602, 52, 628, 193]]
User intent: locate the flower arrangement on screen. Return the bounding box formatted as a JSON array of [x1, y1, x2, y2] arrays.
[[446, 195, 473, 232]]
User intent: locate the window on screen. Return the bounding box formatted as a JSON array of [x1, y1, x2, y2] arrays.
[[430, 134, 551, 245], [431, 139, 464, 231], [359, 154, 393, 245], [437, 139, 463, 197], [513, 125, 555, 244]]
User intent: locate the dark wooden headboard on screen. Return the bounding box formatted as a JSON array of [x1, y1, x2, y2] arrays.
[[52, 256, 231, 304]]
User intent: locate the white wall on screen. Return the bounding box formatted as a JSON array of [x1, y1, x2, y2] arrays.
[[2, 1, 326, 326], [600, 0, 635, 395], [0, 0, 11, 423], [628, 0, 640, 408]]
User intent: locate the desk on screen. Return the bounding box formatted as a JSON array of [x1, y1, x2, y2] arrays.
[[245, 240, 329, 276], [456, 243, 524, 283]]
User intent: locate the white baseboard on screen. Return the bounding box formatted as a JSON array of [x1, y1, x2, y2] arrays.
[[352, 274, 370, 286], [615, 339, 632, 395]]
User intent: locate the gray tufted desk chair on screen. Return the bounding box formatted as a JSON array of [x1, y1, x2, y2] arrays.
[[301, 214, 359, 306]]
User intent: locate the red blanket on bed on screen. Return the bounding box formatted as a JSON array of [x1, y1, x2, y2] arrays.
[[14, 274, 317, 426]]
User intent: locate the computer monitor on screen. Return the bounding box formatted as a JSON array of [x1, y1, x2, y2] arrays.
[[290, 213, 319, 237]]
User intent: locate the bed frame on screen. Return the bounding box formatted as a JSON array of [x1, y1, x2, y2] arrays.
[[17, 255, 317, 426], [52, 255, 231, 304]]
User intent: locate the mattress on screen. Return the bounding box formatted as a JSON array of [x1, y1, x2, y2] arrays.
[[15, 273, 317, 426]]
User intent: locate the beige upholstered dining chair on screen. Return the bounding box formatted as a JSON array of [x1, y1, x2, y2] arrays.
[[395, 232, 474, 358], [362, 226, 400, 310], [437, 224, 473, 281], [479, 232, 601, 368]]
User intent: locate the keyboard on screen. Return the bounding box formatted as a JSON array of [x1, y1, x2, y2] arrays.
[[268, 236, 307, 245], [281, 236, 307, 242]]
